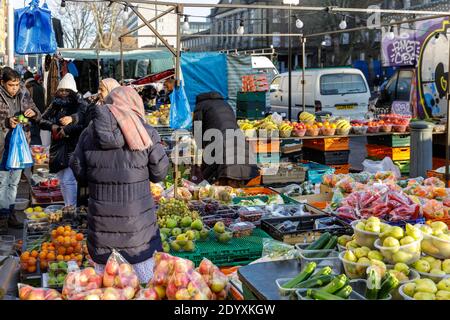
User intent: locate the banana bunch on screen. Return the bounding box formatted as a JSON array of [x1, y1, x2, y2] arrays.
[[279, 122, 293, 131], [258, 121, 278, 130], [335, 119, 351, 130], [238, 119, 256, 130], [299, 112, 315, 123]]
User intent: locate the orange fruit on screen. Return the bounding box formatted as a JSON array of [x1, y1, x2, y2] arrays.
[[48, 245, 55, 251], [75, 233, 84, 241], [57, 247, 66, 255], [66, 247, 74, 255], [56, 235, 64, 244], [39, 251, 47, 260], [71, 230, 76, 236], [64, 255, 71, 261], [70, 253, 76, 259], [27, 265, 37, 273], [28, 257, 37, 266], [76, 254, 83, 262], [74, 243, 82, 253], [71, 239, 78, 247], [47, 252, 56, 261], [63, 231, 71, 237], [64, 225, 71, 232], [31, 250, 39, 258], [51, 230, 57, 238], [56, 226, 65, 235], [20, 251, 30, 262], [64, 237, 71, 248], [56, 255, 64, 261]]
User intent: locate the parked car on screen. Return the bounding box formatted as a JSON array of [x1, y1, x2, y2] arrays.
[[270, 67, 371, 120]]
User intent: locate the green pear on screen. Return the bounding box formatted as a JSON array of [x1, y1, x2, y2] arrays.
[[218, 232, 232, 243], [431, 260, 442, 271], [430, 269, 446, 276], [368, 250, 383, 261], [389, 269, 408, 282], [343, 250, 357, 262], [160, 232, 167, 242], [413, 292, 435, 300], [338, 235, 352, 246], [170, 241, 181, 252], [383, 236, 400, 248], [400, 236, 416, 246], [430, 221, 448, 234], [405, 224, 422, 241], [171, 228, 182, 237], [191, 219, 203, 231], [214, 222, 225, 234], [422, 256, 436, 264], [436, 278, 450, 291], [181, 216, 193, 228], [379, 223, 389, 233], [185, 230, 196, 241], [417, 224, 432, 235], [183, 240, 195, 252], [403, 282, 416, 297], [415, 278, 437, 293], [166, 218, 177, 229], [355, 221, 366, 231], [436, 290, 450, 300], [443, 259, 450, 274], [176, 233, 188, 246], [199, 228, 210, 240], [162, 241, 170, 253], [394, 262, 410, 275], [393, 251, 413, 264], [357, 257, 370, 265], [367, 217, 381, 224], [365, 221, 380, 233], [346, 239, 359, 250], [413, 260, 431, 273], [354, 247, 369, 259], [389, 226, 404, 240]]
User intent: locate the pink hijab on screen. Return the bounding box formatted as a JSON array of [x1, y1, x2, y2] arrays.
[[105, 87, 152, 151], [100, 78, 120, 96]]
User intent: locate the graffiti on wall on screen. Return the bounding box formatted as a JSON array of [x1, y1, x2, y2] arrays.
[[389, 40, 421, 66]]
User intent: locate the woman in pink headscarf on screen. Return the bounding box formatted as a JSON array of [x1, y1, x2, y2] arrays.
[[70, 86, 169, 282]]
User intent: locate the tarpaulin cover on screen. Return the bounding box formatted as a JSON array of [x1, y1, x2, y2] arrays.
[[227, 55, 253, 111], [14, 0, 57, 55], [180, 52, 228, 109]]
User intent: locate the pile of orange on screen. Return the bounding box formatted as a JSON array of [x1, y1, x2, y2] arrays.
[[19, 225, 85, 273], [50, 225, 84, 266]]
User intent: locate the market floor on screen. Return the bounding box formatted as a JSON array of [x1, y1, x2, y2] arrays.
[[7, 179, 30, 241]]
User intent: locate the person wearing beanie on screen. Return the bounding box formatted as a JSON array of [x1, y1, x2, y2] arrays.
[[23, 71, 45, 145], [39, 73, 87, 209]]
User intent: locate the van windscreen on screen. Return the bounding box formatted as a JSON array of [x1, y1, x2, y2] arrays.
[[320, 73, 367, 95]]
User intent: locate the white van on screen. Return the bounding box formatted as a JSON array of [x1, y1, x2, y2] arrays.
[[270, 68, 370, 120]]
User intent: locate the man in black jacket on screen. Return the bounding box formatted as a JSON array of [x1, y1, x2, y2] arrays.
[[193, 92, 259, 186], [24, 71, 45, 145]]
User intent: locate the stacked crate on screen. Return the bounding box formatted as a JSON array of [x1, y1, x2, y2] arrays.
[[302, 137, 351, 174], [366, 134, 411, 175]]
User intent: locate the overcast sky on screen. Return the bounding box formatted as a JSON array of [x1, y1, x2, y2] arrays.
[[13, 0, 219, 21]]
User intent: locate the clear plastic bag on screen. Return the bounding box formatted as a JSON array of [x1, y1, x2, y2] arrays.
[[6, 125, 34, 170], [362, 157, 401, 178], [62, 267, 103, 299], [197, 258, 230, 300], [18, 283, 62, 300], [251, 239, 299, 264], [102, 249, 140, 296]]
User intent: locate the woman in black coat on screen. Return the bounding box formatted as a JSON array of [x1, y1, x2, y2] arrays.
[[193, 92, 259, 186], [70, 86, 169, 282], [39, 74, 87, 208]]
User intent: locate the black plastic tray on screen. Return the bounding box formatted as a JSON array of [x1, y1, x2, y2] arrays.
[[302, 148, 350, 165]]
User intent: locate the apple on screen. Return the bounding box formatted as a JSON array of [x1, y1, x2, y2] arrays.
[[103, 274, 115, 287], [84, 294, 101, 300], [215, 289, 228, 300], [122, 286, 136, 300], [175, 288, 191, 300], [173, 273, 190, 288], [78, 274, 89, 287], [166, 282, 178, 299], [114, 275, 128, 288], [142, 288, 159, 300], [45, 289, 62, 300], [28, 288, 46, 300], [89, 274, 103, 288], [19, 285, 33, 300], [102, 287, 121, 300], [198, 259, 214, 275], [106, 260, 119, 275], [82, 267, 98, 277], [154, 285, 166, 299], [119, 263, 134, 276], [210, 279, 226, 293], [129, 274, 140, 289], [187, 282, 200, 296]]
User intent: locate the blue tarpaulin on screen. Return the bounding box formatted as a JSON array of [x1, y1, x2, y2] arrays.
[[180, 52, 228, 110]]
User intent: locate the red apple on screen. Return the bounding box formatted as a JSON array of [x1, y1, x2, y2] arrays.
[[45, 289, 61, 300], [89, 274, 103, 288], [18, 285, 33, 300], [153, 285, 166, 299], [166, 283, 178, 299], [28, 288, 46, 300], [129, 275, 139, 289], [105, 260, 119, 276], [78, 274, 89, 287], [103, 274, 115, 287], [198, 259, 214, 275], [173, 273, 190, 288], [118, 263, 133, 276]]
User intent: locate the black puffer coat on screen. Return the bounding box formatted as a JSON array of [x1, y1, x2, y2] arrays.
[[69, 105, 169, 265], [39, 94, 88, 173], [193, 92, 259, 183]]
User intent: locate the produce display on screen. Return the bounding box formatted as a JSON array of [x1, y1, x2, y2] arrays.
[[400, 278, 450, 300], [146, 104, 170, 126], [213, 222, 233, 244], [412, 255, 450, 282], [47, 261, 70, 288], [24, 206, 47, 221], [31, 145, 48, 165], [18, 284, 62, 300], [416, 222, 450, 259]]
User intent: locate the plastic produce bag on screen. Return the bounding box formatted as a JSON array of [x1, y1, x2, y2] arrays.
[[197, 258, 230, 300], [18, 283, 62, 300], [362, 157, 400, 178], [169, 81, 192, 130], [62, 267, 103, 299], [6, 125, 34, 170], [102, 249, 140, 296], [14, 0, 57, 55], [259, 239, 299, 262]]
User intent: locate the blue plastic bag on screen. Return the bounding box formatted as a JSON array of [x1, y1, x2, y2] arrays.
[[169, 81, 193, 130], [14, 0, 57, 55], [6, 125, 34, 170]]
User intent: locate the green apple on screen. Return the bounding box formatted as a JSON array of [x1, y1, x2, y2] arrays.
[[379, 223, 389, 233], [176, 234, 188, 246], [400, 236, 416, 246], [394, 262, 410, 275], [436, 290, 450, 300], [383, 236, 400, 248], [403, 282, 416, 297], [437, 278, 450, 291], [365, 221, 381, 233], [443, 259, 450, 274], [413, 292, 435, 300], [415, 278, 437, 293], [368, 250, 383, 261], [355, 221, 366, 231], [343, 250, 357, 262], [413, 260, 431, 273], [405, 224, 422, 241], [181, 216, 193, 228], [355, 247, 370, 259], [162, 241, 170, 253], [357, 257, 371, 265]]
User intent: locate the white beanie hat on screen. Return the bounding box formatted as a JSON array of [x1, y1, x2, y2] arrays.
[[57, 73, 78, 93]]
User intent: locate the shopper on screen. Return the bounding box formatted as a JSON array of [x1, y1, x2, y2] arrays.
[[0, 67, 41, 227], [193, 91, 259, 187], [39, 73, 87, 208], [70, 86, 169, 283], [23, 71, 45, 145]]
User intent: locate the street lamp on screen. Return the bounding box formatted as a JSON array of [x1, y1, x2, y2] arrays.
[[182, 15, 190, 32], [387, 26, 396, 40], [295, 17, 304, 29], [339, 17, 347, 30], [283, 0, 299, 121], [59, 0, 67, 15]]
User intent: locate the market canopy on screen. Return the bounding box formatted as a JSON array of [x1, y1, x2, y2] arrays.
[[59, 49, 174, 73]]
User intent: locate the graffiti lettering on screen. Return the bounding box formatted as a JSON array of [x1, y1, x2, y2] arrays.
[[389, 40, 421, 65]]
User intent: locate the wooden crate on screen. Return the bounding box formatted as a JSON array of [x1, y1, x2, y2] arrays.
[[303, 137, 349, 151], [330, 164, 350, 174]]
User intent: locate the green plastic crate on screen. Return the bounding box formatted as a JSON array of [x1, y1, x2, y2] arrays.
[[173, 228, 271, 267], [367, 134, 410, 147], [394, 160, 410, 174]]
